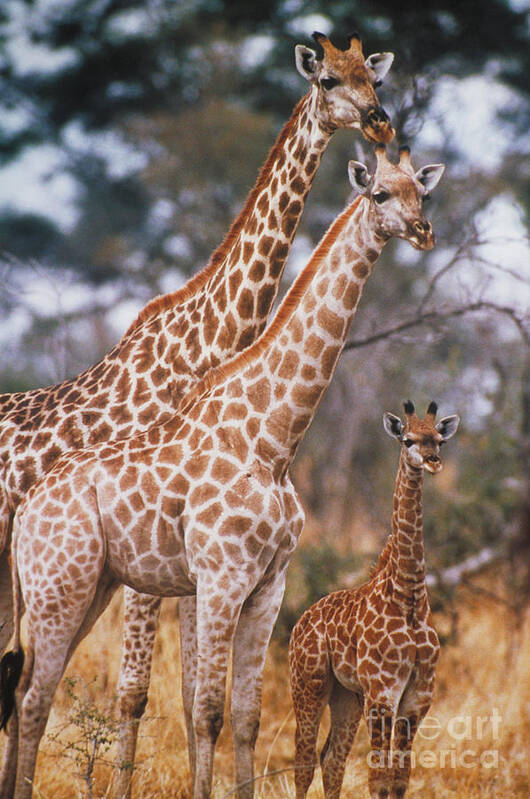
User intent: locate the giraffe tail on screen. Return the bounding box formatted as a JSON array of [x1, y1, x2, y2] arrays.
[[0, 516, 24, 731], [0, 649, 24, 730]]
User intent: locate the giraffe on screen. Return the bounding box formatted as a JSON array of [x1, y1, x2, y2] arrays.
[[0, 32, 395, 797], [0, 145, 444, 799], [288, 401, 460, 799]]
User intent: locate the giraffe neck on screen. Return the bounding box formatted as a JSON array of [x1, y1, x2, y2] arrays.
[[208, 89, 332, 350], [127, 90, 332, 369], [1, 89, 334, 486], [387, 452, 426, 604], [219, 196, 384, 470], [74, 92, 331, 402], [209, 86, 331, 279]]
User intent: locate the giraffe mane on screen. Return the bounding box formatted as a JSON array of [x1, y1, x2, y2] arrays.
[[369, 534, 393, 578], [123, 95, 309, 339], [178, 195, 364, 415]]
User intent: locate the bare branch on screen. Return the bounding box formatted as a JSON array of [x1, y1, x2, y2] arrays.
[[345, 301, 529, 351], [467, 253, 529, 284], [426, 547, 501, 589], [418, 242, 471, 312], [418, 232, 529, 313]]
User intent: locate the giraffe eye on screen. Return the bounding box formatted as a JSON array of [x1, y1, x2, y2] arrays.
[[373, 191, 390, 204], [321, 76, 340, 91], [403, 439, 414, 448]]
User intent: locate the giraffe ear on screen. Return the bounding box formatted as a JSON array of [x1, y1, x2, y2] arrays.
[[348, 160, 372, 194], [436, 414, 460, 440], [415, 164, 445, 195], [365, 52, 394, 85], [383, 412, 403, 440], [295, 45, 319, 81]]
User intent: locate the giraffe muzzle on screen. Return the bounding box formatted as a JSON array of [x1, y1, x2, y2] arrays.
[[361, 106, 395, 144], [424, 454, 442, 473], [409, 220, 434, 250]]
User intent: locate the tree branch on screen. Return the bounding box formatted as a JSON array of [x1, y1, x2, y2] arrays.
[[344, 301, 529, 351], [426, 547, 501, 589]]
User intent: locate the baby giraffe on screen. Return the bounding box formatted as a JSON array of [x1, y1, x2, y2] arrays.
[[289, 401, 459, 799]]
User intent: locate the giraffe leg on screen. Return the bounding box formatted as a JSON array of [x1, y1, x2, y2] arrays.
[[230, 573, 286, 799], [320, 684, 363, 799], [0, 521, 17, 797], [113, 588, 162, 799], [14, 641, 64, 799], [390, 715, 420, 799], [291, 690, 328, 799], [365, 701, 394, 799], [0, 716, 18, 799], [289, 637, 331, 799], [9, 489, 115, 798], [13, 574, 117, 799], [192, 582, 245, 799], [0, 503, 14, 656], [179, 595, 198, 787], [0, 654, 25, 799], [392, 669, 435, 798]]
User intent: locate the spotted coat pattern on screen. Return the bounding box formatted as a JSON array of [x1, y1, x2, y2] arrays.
[[0, 34, 396, 799], [3, 149, 441, 799], [288, 406, 460, 799]]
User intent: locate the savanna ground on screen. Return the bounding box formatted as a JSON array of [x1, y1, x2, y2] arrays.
[[4, 560, 529, 799]]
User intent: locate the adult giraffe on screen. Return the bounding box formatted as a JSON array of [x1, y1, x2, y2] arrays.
[[0, 32, 394, 798], [0, 146, 444, 799]]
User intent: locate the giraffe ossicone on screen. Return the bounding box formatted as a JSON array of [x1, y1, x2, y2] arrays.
[[0, 32, 396, 799], [0, 147, 444, 799], [289, 401, 460, 799]]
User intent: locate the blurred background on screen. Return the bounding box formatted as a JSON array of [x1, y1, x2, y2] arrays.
[[0, 0, 528, 650], [0, 1, 529, 795]]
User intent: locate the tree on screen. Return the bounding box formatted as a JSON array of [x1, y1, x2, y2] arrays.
[[1, 0, 527, 287], [0, 1, 528, 596]]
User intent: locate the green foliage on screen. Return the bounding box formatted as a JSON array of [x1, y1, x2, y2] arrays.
[[298, 541, 344, 602], [0, 0, 527, 286], [0, 212, 64, 262], [276, 541, 369, 643]]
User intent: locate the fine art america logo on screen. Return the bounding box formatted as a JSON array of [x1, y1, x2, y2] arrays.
[[366, 708, 502, 770]]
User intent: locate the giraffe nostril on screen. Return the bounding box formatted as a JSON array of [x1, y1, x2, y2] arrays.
[[363, 106, 391, 127], [411, 220, 433, 241], [368, 106, 389, 125]]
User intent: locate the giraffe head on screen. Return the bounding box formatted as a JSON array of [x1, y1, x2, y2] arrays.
[[295, 31, 394, 142], [349, 145, 445, 250], [383, 400, 460, 474]]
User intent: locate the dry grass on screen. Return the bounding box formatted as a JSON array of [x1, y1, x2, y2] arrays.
[[2, 583, 528, 798]]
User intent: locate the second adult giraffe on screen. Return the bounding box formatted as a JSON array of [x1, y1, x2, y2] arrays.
[[1, 145, 444, 799], [0, 32, 394, 798]]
